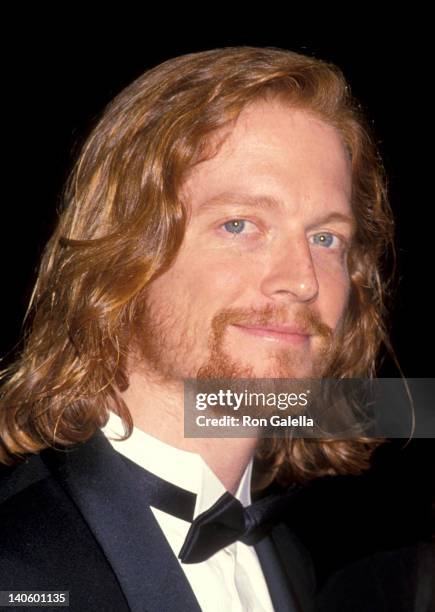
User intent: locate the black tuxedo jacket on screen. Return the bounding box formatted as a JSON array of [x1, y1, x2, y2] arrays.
[[0, 430, 316, 612]]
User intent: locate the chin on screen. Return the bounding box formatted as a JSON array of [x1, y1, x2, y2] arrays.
[[235, 353, 315, 379], [195, 360, 314, 381]]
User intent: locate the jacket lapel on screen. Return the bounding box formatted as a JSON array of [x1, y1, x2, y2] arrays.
[[41, 430, 201, 612], [255, 522, 316, 612]]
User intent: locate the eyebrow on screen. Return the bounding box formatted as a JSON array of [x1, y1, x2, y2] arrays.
[[198, 192, 286, 212], [197, 191, 355, 231]]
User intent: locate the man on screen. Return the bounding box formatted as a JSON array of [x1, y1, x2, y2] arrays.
[[0, 47, 395, 611]]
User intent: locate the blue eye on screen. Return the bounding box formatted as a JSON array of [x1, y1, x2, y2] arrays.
[[223, 219, 246, 234], [311, 233, 337, 248]]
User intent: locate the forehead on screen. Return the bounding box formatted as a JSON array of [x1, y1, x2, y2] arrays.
[[182, 99, 352, 217]]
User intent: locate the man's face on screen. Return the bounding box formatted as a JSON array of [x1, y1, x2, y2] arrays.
[[136, 98, 354, 381]]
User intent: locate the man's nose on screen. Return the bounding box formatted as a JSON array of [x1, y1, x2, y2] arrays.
[[260, 236, 319, 303]]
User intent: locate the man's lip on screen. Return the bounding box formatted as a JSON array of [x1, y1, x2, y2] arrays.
[[231, 323, 312, 343]]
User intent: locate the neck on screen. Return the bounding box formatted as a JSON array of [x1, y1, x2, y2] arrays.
[[119, 370, 258, 494]]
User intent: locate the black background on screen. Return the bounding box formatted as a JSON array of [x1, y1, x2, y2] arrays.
[[2, 24, 434, 582]]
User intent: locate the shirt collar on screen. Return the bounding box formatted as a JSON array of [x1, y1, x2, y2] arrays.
[[101, 410, 253, 519]]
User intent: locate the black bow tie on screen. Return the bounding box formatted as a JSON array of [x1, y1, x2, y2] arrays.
[[119, 453, 302, 564], [179, 487, 301, 564]]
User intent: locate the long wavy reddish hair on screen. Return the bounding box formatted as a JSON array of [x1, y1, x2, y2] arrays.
[[0, 47, 396, 484]]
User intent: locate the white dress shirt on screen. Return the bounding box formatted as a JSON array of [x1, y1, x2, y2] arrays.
[[101, 411, 275, 612]]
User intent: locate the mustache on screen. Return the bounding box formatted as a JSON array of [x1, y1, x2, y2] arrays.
[[210, 304, 333, 340]]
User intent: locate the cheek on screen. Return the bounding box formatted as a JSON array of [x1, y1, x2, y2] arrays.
[[179, 241, 256, 295], [149, 251, 253, 315], [316, 262, 350, 326]]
